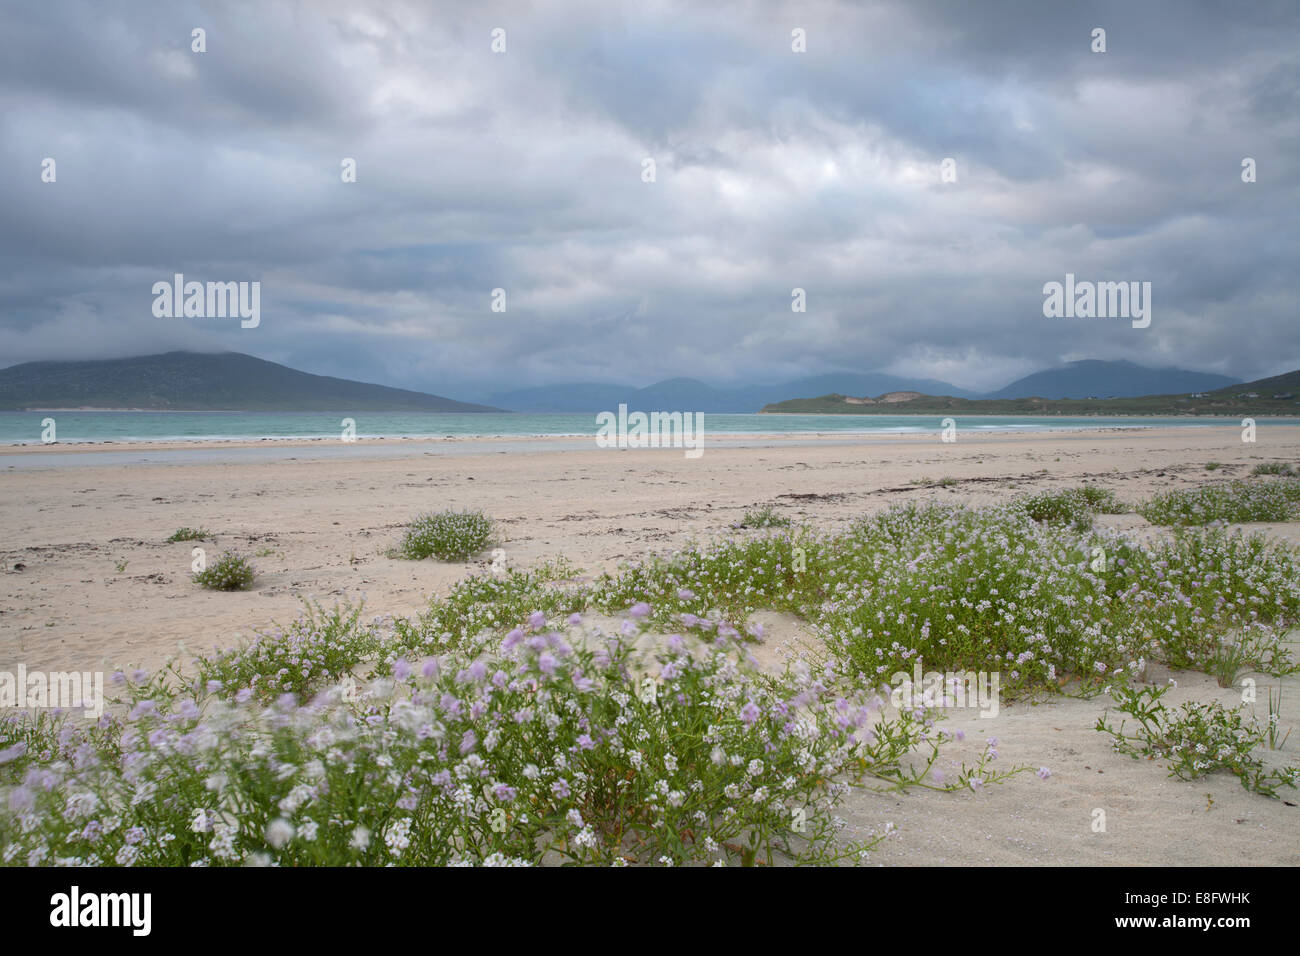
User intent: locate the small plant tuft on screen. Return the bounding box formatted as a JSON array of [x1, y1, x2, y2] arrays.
[[1021, 487, 1125, 530], [1252, 461, 1294, 476], [400, 509, 494, 561], [737, 505, 790, 528], [1096, 683, 1299, 798], [193, 552, 255, 591]]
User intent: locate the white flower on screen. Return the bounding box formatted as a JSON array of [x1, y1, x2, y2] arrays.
[[265, 818, 295, 849], [278, 784, 314, 815], [350, 826, 371, 851], [114, 844, 140, 866], [385, 818, 412, 855]]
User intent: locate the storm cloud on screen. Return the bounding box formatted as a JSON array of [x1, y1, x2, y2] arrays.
[[1, 0, 1296, 398]]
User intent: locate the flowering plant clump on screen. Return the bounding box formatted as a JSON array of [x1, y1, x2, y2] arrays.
[[591, 529, 829, 629], [737, 505, 791, 529], [192, 552, 255, 591], [1129, 526, 1300, 678], [399, 510, 494, 561], [584, 501, 1299, 701], [1021, 487, 1126, 530], [1136, 478, 1300, 526], [8, 492, 1300, 867], [392, 562, 585, 658], [196, 601, 383, 704], [1096, 683, 1299, 798], [817, 503, 1299, 700], [0, 610, 943, 867], [1250, 462, 1294, 477], [816, 503, 1153, 698]]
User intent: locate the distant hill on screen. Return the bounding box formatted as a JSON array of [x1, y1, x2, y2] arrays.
[[1222, 368, 1300, 396], [0, 352, 501, 412], [989, 360, 1239, 399], [490, 372, 979, 412], [488, 362, 1239, 411], [761, 368, 1300, 416]]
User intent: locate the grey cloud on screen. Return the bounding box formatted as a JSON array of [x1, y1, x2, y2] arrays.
[[0, 0, 1296, 396]]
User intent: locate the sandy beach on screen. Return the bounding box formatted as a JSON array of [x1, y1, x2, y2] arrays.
[[2, 425, 1298, 866]]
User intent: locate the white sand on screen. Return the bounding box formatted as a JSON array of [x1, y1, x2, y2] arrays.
[[2, 425, 1298, 865]]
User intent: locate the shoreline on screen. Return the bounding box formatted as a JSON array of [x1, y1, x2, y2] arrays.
[[0, 424, 1271, 466]]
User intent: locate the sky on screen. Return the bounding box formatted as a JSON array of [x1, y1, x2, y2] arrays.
[[2, 0, 1297, 400]]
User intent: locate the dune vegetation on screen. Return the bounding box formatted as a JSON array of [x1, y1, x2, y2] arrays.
[[3, 482, 1299, 866]]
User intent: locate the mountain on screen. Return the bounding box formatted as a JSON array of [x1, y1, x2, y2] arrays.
[[1218, 368, 1300, 396], [0, 352, 501, 412], [490, 362, 1239, 412], [988, 360, 1240, 400], [490, 372, 979, 412], [760, 367, 1300, 416]]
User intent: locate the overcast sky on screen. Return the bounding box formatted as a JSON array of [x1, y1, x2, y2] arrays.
[[2, 0, 1296, 398]]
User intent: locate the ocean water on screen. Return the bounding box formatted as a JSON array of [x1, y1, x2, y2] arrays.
[[3, 409, 1298, 444]]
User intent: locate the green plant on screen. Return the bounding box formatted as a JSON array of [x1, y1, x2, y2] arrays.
[[399, 509, 494, 561], [1207, 638, 1253, 689], [114, 559, 128, 573], [196, 600, 379, 702], [1137, 527, 1300, 677], [1204, 461, 1222, 471], [737, 505, 790, 528], [1021, 487, 1125, 530], [0, 612, 918, 867], [1096, 683, 1299, 797], [13, 490, 1300, 867], [1136, 479, 1300, 526], [193, 553, 255, 591], [1267, 687, 1291, 751], [395, 561, 585, 657], [1252, 462, 1294, 476], [166, 527, 211, 543]]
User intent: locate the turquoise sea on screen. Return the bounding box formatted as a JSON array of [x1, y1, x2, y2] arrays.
[[4, 410, 1299, 444]]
